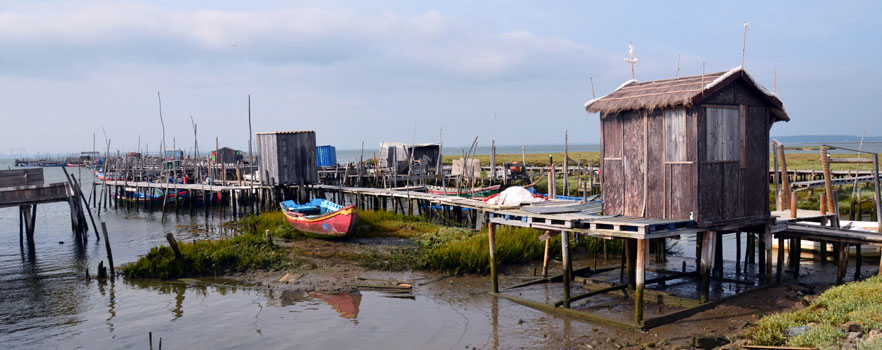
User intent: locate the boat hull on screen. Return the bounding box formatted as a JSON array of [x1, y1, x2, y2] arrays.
[[282, 206, 358, 238]]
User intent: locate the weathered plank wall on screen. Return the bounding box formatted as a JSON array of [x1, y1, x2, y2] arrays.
[[0, 168, 44, 188], [601, 112, 624, 216], [257, 131, 318, 185]]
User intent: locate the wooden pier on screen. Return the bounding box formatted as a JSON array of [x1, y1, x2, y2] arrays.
[[1, 168, 88, 246]]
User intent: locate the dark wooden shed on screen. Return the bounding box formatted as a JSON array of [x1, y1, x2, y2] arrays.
[[585, 67, 789, 227], [257, 131, 318, 186]]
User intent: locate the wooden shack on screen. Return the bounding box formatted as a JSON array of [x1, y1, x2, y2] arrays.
[[585, 67, 789, 227], [257, 131, 318, 186]]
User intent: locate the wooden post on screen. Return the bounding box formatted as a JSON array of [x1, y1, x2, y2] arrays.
[[836, 243, 848, 284], [791, 236, 800, 281], [790, 190, 798, 218], [762, 227, 772, 284], [635, 238, 647, 324], [561, 230, 571, 308], [542, 232, 550, 278], [855, 244, 862, 280], [265, 229, 273, 246], [773, 140, 781, 210], [872, 154, 882, 234], [100, 221, 114, 275], [776, 233, 785, 282], [735, 232, 742, 274], [488, 222, 498, 293], [714, 231, 724, 277], [699, 232, 714, 303], [821, 146, 835, 211], [165, 233, 183, 262], [778, 143, 791, 207], [626, 239, 636, 289]]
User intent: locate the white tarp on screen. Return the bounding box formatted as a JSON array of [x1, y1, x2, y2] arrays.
[[485, 186, 545, 206]]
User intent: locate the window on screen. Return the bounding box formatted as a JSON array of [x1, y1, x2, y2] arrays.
[[705, 107, 740, 161], [664, 108, 686, 162]]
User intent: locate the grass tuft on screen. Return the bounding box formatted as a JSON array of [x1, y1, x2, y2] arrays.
[[746, 275, 882, 346]]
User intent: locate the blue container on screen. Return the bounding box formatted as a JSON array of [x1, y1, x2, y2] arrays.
[[315, 145, 337, 167]]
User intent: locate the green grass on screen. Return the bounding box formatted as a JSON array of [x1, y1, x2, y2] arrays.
[[121, 231, 289, 279], [746, 275, 882, 347]]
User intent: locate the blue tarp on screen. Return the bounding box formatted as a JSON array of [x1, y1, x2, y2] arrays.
[[316, 145, 337, 167]]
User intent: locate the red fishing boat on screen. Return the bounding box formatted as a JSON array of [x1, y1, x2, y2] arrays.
[[280, 199, 358, 238]]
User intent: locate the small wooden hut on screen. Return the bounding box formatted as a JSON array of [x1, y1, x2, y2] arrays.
[[585, 67, 788, 227], [257, 131, 318, 186]]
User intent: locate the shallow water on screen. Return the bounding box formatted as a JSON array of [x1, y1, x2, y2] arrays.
[[0, 162, 501, 349]]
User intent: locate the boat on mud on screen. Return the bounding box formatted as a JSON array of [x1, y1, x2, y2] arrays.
[[280, 199, 358, 238]]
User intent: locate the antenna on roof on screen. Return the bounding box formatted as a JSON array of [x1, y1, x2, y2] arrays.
[[675, 53, 681, 78], [624, 41, 638, 79], [741, 22, 749, 68], [774, 69, 777, 93], [589, 76, 596, 99], [701, 61, 706, 97]]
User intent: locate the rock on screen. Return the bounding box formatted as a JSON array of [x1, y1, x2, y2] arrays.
[[787, 325, 810, 337], [841, 343, 856, 350], [693, 335, 729, 349], [868, 329, 882, 340], [843, 322, 863, 334], [642, 342, 655, 348], [846, 331, 862, 343]]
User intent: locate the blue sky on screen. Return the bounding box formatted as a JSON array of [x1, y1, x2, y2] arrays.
[[1, 1, 880, 154]]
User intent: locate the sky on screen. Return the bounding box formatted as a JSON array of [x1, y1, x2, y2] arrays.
[[1, 0, 880, 155]]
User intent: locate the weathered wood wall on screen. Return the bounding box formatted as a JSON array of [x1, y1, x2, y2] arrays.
[[600, 79, 776, 225], [0, 168, 44, 188], [697, 81, 772, 223], [257, 131, 318, 186]]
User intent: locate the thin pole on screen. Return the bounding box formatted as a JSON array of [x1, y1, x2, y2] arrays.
[[589, 77, 596, 99], [675, 53, 681, 77], [741, 22, 749, 68]]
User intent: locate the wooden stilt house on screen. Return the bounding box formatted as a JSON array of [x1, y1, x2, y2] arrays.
[[585, 67, 789, 227]]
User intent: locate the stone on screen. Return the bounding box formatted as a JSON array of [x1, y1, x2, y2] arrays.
[[693, 335, 729, 349], [843, 322, 863, 334], [846, 331, 862, 344], [868, 329, 882, 339], [787, 325, 810, 337]]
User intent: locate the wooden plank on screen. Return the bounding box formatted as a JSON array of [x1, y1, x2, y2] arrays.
[[623, 111, 644, 217], [647, 109, 665, 218]]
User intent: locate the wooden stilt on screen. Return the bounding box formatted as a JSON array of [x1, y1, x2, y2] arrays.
[[776, 234, 785, 283], [836, 243, 847, 284], [855, 244, 862, 280], [542, 232, 550, 278], [489, 222, 498, 293], [699, 231, 714, 303], [635, 238, 647, 324], [792, 236, 800, 281], [762, 227, 772, 284], [735, 232, 742, 274], [561, 230, 571, 308], [626, 239, 636, 289]]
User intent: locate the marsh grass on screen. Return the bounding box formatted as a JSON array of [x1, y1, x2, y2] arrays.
[[746, 275, 882, 347], [121, 232, 289, 279]]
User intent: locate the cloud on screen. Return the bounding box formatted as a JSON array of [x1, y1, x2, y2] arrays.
[[0, 3, 598, 81]]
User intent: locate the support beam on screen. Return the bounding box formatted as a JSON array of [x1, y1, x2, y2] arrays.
[[489, 222, 498, 293], [561, 230, 571, 308], [762, 227, 772, 284], [699, 231, 715, 303], [635, 238, 647, 324]]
